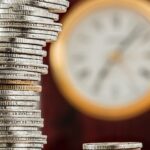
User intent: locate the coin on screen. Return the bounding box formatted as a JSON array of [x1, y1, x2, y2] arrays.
[[0, 110, 41, 118], [0, 118, 43, 127], [0, 143, 43, 148], [0, 148, 42, 150], [0, 21, 62, 31], [0, 127, 38, 131], [0, 90, 39, 96], [0, 131, 42, 136], [0, 9, 59, 21], [0, 37, 46, 46], [0, 53, 43, 60], [0, 57, 42, 64], [0, 43, 43, 50], [0, 47, 47, 57], [0, 101, 38, 106], [0, 85, 42, 92], [0, 64, 48, 74], [0, 32, 57, 41], [0, 27, 59, 35], [0, 95, 40, 101], [0, 79, 38, 85], [83, 142, 143, 150], [0, 0, 69, 13]]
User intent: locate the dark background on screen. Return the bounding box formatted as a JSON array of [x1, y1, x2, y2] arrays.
[[42, 0, 150, 150]]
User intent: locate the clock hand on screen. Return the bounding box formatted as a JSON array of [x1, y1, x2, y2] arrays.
[[93, 60, 114, 93], [119, 24, 148, 51]]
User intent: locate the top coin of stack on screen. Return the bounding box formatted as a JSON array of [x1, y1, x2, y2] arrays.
[[0, 0, 69, 149], [83, 142, 143, 150]]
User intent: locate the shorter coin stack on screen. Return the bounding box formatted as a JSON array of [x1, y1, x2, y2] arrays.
[[0, 0, 69, 149], [83, 142, 143, 150]]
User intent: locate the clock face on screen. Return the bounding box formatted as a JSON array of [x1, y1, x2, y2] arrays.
[[51, 0, 150, 120], [67, 7, 150, 108]]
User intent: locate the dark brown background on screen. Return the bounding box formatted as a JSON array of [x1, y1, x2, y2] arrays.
[[42, 0, 150, 150]]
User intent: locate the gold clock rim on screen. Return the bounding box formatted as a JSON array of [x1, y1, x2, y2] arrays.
[[50, 0, 150, 120]]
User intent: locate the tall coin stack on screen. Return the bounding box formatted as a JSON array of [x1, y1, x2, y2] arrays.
[[83, 142, 143, 150], [0, 0, 69, 149]]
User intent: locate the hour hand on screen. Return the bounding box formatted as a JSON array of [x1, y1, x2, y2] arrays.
[[92, 61, 113, 93]]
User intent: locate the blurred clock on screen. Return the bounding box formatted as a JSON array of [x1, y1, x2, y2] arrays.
[[50, 0, 150, 120]]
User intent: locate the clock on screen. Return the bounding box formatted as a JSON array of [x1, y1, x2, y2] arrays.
[[50, 0, 150, 120]]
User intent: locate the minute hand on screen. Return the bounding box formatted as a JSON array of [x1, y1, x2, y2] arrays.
[[119, 25, 146, 50]]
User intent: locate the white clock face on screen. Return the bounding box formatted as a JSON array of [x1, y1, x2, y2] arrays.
[[66, 7, 150, 108]]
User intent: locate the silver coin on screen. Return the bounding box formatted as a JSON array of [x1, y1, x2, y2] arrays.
[[0, 70, 41, 74], [0, 32, 58, 41], [0, 62, 46, 69], [42, 0, 69, 7], [0, 131, 42, 135], [0, 137, 46, 143], [0, 74, 41, 81], [0, 135, 46, 139], [0, 70, 41, 81], [11, 4, 50, 12], [0, 96, 40, 101], [0, 148, 42, 150], [83, 142, 143, 150], [0, 21, 62, 31], [0, 110, 41, 118], [0, 53, 43, 60], [0, 37, 45, 46], [1, 0, 68, 13], [0, 9, 59, 21], [0, 47, 46, 57], [0, 118, 43, 127], [0, 143, 43, 148], [0, 143, 43, 150], [0, 57, 42, 64], [0, 64, 48, 74], [0, 43, 42, 50], [0, 28, 59, 36], [0, 127, 38, 131], [0, 15, 54, 25], [0, 139, 46, 144], [0, 106, 37, 110], [0, 61, 48, 72], [0, 60, 43, 67], [0, 134, 46, 139], [0, 101, 37, 106], [0, 90, 39, 96], [0, 0, 69, 7]]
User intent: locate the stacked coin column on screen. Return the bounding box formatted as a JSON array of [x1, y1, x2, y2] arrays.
[[0, 0, 69, 149]]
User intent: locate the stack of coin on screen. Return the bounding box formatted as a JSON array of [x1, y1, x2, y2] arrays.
[[83, 142, 143, 150], [0, 0, 69, 149]]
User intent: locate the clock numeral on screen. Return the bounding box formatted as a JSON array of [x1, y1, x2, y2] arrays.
[[76, 68, 90, 80], [140, 68, 150, 79], [112, 12, 121, 28], [92, 19, 102, 31]]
